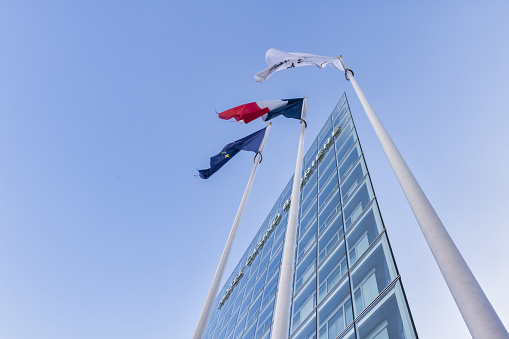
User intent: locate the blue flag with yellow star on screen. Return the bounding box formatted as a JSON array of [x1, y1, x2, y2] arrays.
[[198, 127, 267, 179]]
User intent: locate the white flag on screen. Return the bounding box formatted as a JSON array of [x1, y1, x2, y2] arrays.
[[254, 48, 345, 82]]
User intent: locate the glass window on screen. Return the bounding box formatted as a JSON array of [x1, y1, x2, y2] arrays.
[[337, 326, 355, 339], [351, 235, 397, 316], [234, 311, 247, 339], [295, 244, 317, 292], [317, 122, 333, 150], [246, 267, 258, 292], [253, 268, 268, 299], [338, 143, 361, 180], [240, 288, 254, 318], [280, 179, 293, 209], [333, 108, 350, 131], [318, 214, 344, 262], [335, 129, 357, 164], [299, 200, 317, 235], [233, 285, 246, 313], [227, 311, 239, 336], [341, 158, 367, 202], [272, 229, 285, 255], [301, 171, 317, 200], [218, 322, 228, 339], [318, 242, 347, 302], [319, 146, 335, 173], [332, 96, 347, 119], [318, 177, 339, 209], [318, 279, 353, 339], [247, 293, 263, 327], [346, 201, 384, 265], [242, 321, 257, 339], [267, 247, 282, 278], [318, 159, 338, 192], [343, 178, 374, 230], [255, 297, 275, 339], [356, 280, 417, 339], [303, 140, 318, 170], [259, 244, 272, 269], [318, 193, 341, 234], [259, 329, 271, 339], [262, 271, 279, 307], [335, 120, 354, 148], [290, 313, 316, 339], [301, 194, 316, 219], [291, 277, 316, 332], [297, 222, 317, 262]]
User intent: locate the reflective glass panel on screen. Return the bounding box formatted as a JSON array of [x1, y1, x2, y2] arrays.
[[295, 243, 317, 292], [318, 279, 353, 339], [351, 236, 397, 316], [291, 277, 317, 333], [356, 281, 417, 339], [318, 214, 344, 263], [346, 201, 384, 265], [317, 242, 347, 302]]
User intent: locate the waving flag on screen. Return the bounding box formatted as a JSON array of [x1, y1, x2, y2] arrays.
[[218, 98, 304, 124], [254, 48, 344, 82], [198, 127, 267, 179]]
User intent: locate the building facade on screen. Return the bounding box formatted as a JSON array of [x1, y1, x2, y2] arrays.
[[203, 94, 418, 339]]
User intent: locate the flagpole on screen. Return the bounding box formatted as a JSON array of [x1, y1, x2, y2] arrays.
[[339, 56, 509, 339], [271, 97, 307, 339], [192, 123, 272, 339]]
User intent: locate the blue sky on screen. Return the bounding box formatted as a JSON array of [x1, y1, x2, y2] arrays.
[[1, 1, 508, 338]]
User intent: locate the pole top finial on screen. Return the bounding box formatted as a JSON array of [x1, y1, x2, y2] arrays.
[[268, 122, 272, 126], [338, 55, 342, 59]]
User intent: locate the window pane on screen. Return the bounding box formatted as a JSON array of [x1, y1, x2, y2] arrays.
[[290, 313, 316, 339], [318, 279, 353, 339], [335, 119, 354, 148], [299, 200, 317, 235], [291, 277, 317, 333], [267, 247, 282, 279], [301, 194, 316, 219], [346, 201, 384, 265], [318, 160, 338, 193], [318, 193, 341, 234], [295, 243, 317, 292], [336, 130, 357, 165], [247, 293, 263, 327], [338, 143, 361, 180], [318, 242, 347, 302], [302, 171, 317, 201], [341, 158, 367, 202], [318, 175, 338, 206], [356, 280, 417, 339], [297, 222, 317, 262], [262, 272, 279, 307], [318, 215, 344, 263], [351, 235, 397, 316], [343, 178, 374, 230], [255, 297, 275, 339]]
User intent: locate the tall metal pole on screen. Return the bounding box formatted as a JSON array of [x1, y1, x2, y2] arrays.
[[339, 56, 509, 339], [192, 123, 272, 339], [271, 97, 307, 339]]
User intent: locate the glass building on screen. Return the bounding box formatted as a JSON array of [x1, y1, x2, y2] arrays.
[[203, 94, 418, 339]]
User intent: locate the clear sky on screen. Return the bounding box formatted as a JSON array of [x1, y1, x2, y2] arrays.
[[1, 1, 508, 338]]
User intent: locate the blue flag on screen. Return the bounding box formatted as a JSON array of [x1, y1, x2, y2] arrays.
[[198, 127, 267, 179]]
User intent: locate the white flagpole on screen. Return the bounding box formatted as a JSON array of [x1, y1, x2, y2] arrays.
[[339, 56, 509, 339], [271, 97, 307, 339], [192, 123, 272, 339]]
